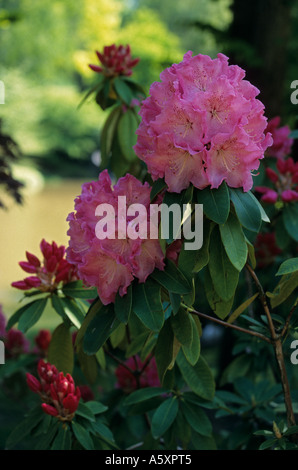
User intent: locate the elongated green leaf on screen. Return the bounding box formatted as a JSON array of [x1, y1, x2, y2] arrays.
[[72, 422, 94, 450], [117, 109, 138, 161], [151, 397, 179, 439], [208, 227, 239, 302], [276, 258, 298, 276], [77, 75, 105, 109], [48, 323, 74, 374], [76, 402, 96, 422], [177, 352, 215, 400], [283, 204, 298, 242], [34, 421, 59, 450], [114, 284, 132, 324], [204, 267, 234, 319], [196, 182, 230, 224], [85, 401, 108, 415], [51, 424, 72, 450], [169, 292, 181, 315], [100, 105, 121, 168], [151, 260, 192, 295], [229, 188, 262, 232], [132, 279, 164, 332], [18, 298, 48, 333], [113, 77, 133, 105], [75, 298, 101, 347], [170, 308, 193, 348], [124, 387, 166, 406], [246, 238, 257, 269], [76, 345, 98, 384], [6, 301, 39, 330], [181, 401, 212, 437], [155, 319, 174, 384], [248, 191, 270, 222], [227, 293, 259, 324], [192, 219, 213, 273], [267, 272, 298, 308], [219, 212, 248, 271], [83, 304, 119, 355], [60, 297, 85, 329], [182, 315, 201, 365], [62, 281, 97, 299]]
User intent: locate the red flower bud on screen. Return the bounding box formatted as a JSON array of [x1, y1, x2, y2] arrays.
[[26, 373, 42, 393], [41, 403, 59, 417], [62, 394, 79, 414], [26, 251, 41, 267], [19, 261, 38, 273]]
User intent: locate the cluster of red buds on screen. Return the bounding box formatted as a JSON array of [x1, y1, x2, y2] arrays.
[[26, 359, 81, 421], [265, 116, 293, 159], [115, 355, 160, 394], [254, 232, 282, 269], [89, 44, 140, 77], [35, 329, 51, 355], [255, 158, 298, 204], [11, 239, 78, 293]]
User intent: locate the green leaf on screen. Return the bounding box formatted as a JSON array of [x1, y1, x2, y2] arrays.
[[219, 212, 248, 271], [72, 421, 94, 450], [100, 105, 121, 168], [276, 258, 298, 276], [192, 219, 213, 273], [114, 284, 132, 324], [177, 352, 215, 400], [275, 216, 291, 249], [113, 76, 133, 105], [169, 292, 181, 315], [155, 319, 174, 384], [6, 301, 40, 330], [229, 188, 262, 232], [6, 406, 43, 449], [76, 346, 98, 384], [48, 323, 74, 374], [181, 401, 212, 437], [267, 272, 298, 309], [170, 308, 193, 348], [51, 424, 72, 450], [259, 438, 277, 450], [151, 260, 192, 295], [77, 75, 105, 109], [75, 402, 96, 422], [283, 203, 298, 242], [59, 297, 85, 329], [150, 178, 167, 202], [18, 298, 48, 333], [91, 419, 117, 448], [191, 432, 217, 450], [34, 421, 59, 450], [62, 281, 97, 299], [84, 401, 108, 415], [227, 293, 259, 324], [124, 387, 166, 406], [75, 298, 101, 347], [83, 303, 119, 355], [208, 227, 239, 302], [151, 397, 179, 439], [181, 315, 201, 365], [117, 109, 138, 162], [246, 238, 257, 269], [132, 279, 164, 332], [196, 182, 230, 224], [110, 322, 126, 348]]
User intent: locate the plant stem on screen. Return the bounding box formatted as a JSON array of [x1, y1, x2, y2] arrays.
[[245, 263, 297, 429], [182, 303, 271, 344]]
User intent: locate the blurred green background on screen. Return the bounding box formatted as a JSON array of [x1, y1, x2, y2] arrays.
[[0, 0, 298, 323]]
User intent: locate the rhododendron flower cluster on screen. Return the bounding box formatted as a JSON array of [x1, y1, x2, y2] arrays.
[[265, 116, 293, 159], [134, 51, 272, 193], [26, 359, 81, 421], [254, 232, 282, 268], [11, 240, 78, 292], [255, 158, 298, 203], [66, 170, 165, 305], [115, 356, 160, 393], [89, 44, 140, 77]]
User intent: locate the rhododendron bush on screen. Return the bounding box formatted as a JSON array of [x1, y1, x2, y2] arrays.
[[3, 46, 298, 452]]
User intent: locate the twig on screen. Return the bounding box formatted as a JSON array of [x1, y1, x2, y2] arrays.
[[181, 303, 272, 344]]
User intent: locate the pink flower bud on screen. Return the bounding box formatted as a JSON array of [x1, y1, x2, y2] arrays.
[[26, 373, 42, 393], [24, 276, 42, 288], [41, 403, 59, 417], [26, 251, 41, 267]]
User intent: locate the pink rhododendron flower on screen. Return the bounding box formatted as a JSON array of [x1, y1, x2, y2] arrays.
[[66, 170, 165, 305], [255, 157, 298, 204], [26, 359, 81, 421], [265, 116, 293, 159], [115, 356, 160, 393], [89, 44, 140, 77], [134, 51, 272, 193], [11, 240, 78, 293]]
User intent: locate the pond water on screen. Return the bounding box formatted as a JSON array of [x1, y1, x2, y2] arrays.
[[0, 179, 85, 317]]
